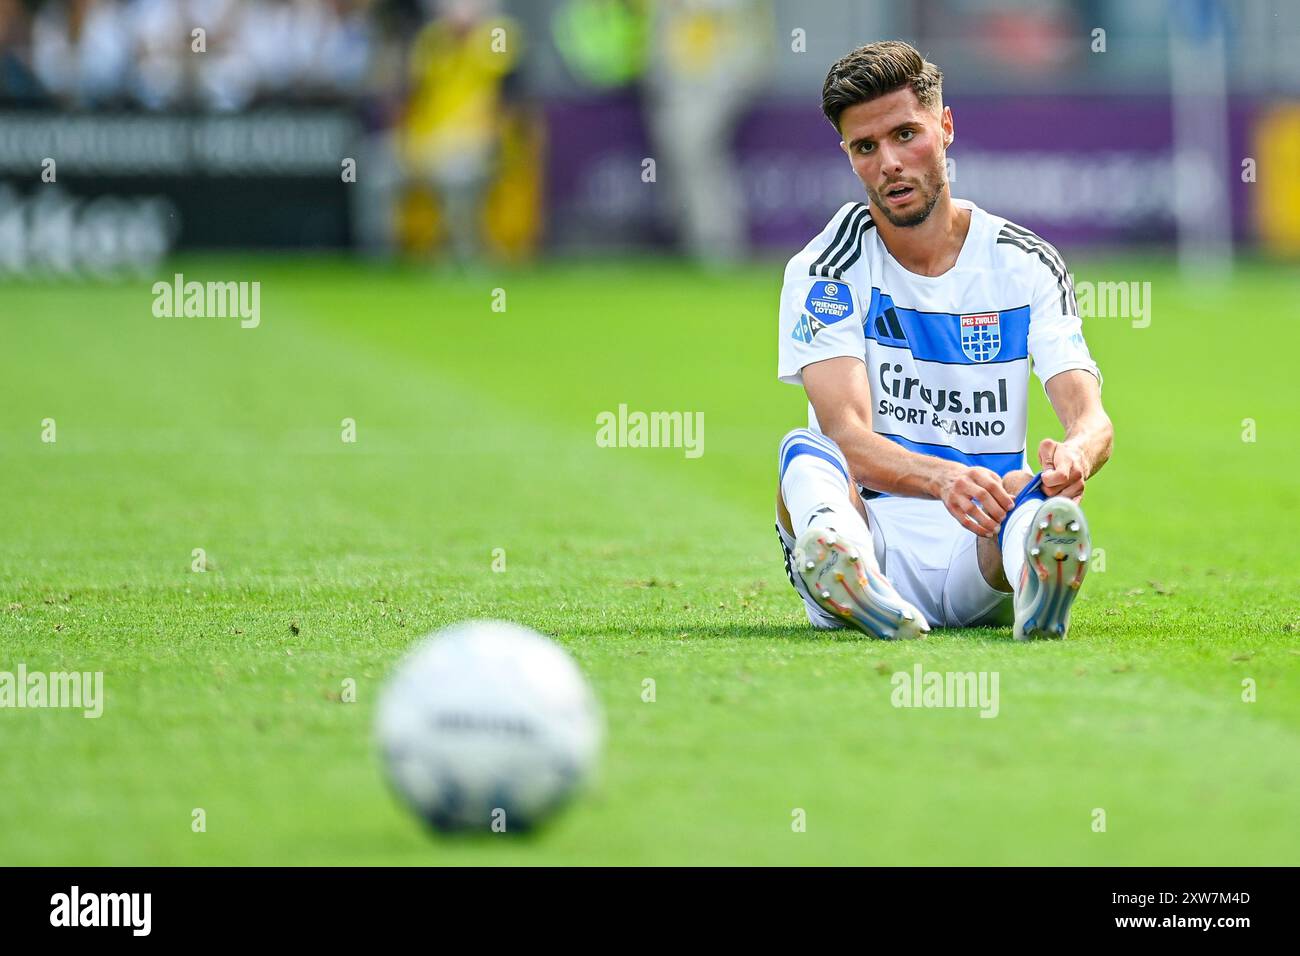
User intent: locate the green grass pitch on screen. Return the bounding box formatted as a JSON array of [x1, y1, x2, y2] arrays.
[[1, 255, 1297, 865]]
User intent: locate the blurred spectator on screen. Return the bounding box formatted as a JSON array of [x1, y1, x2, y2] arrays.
[[0, 0, 43, 102], [129, 0, 235, 110], [13, 0, 375, 110], [396, 0, 521, 261], [644, 0, 770, 264], [551, 0, 648, 90], [32, 0, 133, 106]]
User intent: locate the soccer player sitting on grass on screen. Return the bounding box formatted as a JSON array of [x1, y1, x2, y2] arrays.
[[775, 40, 1113, 640]]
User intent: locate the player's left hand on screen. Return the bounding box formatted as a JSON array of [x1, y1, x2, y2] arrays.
[[1038, 438, 1088, 502]]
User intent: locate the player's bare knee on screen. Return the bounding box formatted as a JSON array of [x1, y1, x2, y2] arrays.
[[1003, 468, 1035, 497]]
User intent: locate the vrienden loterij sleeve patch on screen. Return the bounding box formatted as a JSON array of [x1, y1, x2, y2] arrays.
[[803, 280, 856, 325]]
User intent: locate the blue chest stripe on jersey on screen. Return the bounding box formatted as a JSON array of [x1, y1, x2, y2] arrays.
[[878, 432, 1026, 476], [862, 289, 1031, 366]]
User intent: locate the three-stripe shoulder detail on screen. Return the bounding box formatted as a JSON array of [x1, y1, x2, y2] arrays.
[[809, 203, 876, 280], [995, 222, 1077, 315]]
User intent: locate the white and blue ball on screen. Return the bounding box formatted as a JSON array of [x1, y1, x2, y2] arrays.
[[376, 620, 602, 833]]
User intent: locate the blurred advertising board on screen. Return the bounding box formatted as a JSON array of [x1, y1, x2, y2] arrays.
[[0, 110, 357, 277]]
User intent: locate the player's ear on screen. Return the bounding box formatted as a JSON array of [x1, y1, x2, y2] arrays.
[[941, 106, 954, 149]]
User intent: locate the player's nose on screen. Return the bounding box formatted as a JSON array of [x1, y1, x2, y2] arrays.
[[875, 142, 904, 173]]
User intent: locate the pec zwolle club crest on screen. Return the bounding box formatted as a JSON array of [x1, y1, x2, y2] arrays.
[[960, 312, 1001, 362]]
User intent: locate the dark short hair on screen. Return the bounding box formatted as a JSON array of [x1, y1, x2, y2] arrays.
[[821, 40, 944, 131]]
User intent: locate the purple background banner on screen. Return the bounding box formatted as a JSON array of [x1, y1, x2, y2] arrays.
[[544, 95, 1259, 253]]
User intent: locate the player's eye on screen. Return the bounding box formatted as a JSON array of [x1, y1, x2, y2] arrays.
[[898, 128, 915, 142], [857, 142, 874, 154]]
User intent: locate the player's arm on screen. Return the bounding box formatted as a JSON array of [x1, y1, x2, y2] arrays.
[[1038, 369, 1113, 501], [1021, 251, 1112, 502], [803, 356, 1014, 537]]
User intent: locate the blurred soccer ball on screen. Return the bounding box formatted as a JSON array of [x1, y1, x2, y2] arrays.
[[376, 620, 602, 833]]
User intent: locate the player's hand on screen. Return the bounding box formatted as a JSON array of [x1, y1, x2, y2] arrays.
[[1038, 438, 1088, 501], [938, 466, 1014, 538]]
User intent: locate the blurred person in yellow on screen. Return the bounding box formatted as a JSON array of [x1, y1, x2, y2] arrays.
[[398, 0, 529, 262]]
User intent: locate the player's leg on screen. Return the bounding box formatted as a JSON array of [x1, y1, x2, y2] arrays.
[[975, 470, 1092, 639], [974, 469, 1035, 591], [775, 429, 928, 639], [932, 471, 1033, 629]]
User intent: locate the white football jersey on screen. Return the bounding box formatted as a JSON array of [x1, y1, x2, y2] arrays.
[[777, 198, 1100, 480]]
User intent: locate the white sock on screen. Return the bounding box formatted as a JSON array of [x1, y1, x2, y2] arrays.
[[1000, 501, 1040, 591], [779, 430, 879, 572]]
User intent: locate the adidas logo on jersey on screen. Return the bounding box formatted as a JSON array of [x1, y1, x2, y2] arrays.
[[872, 306, 908, 343]]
